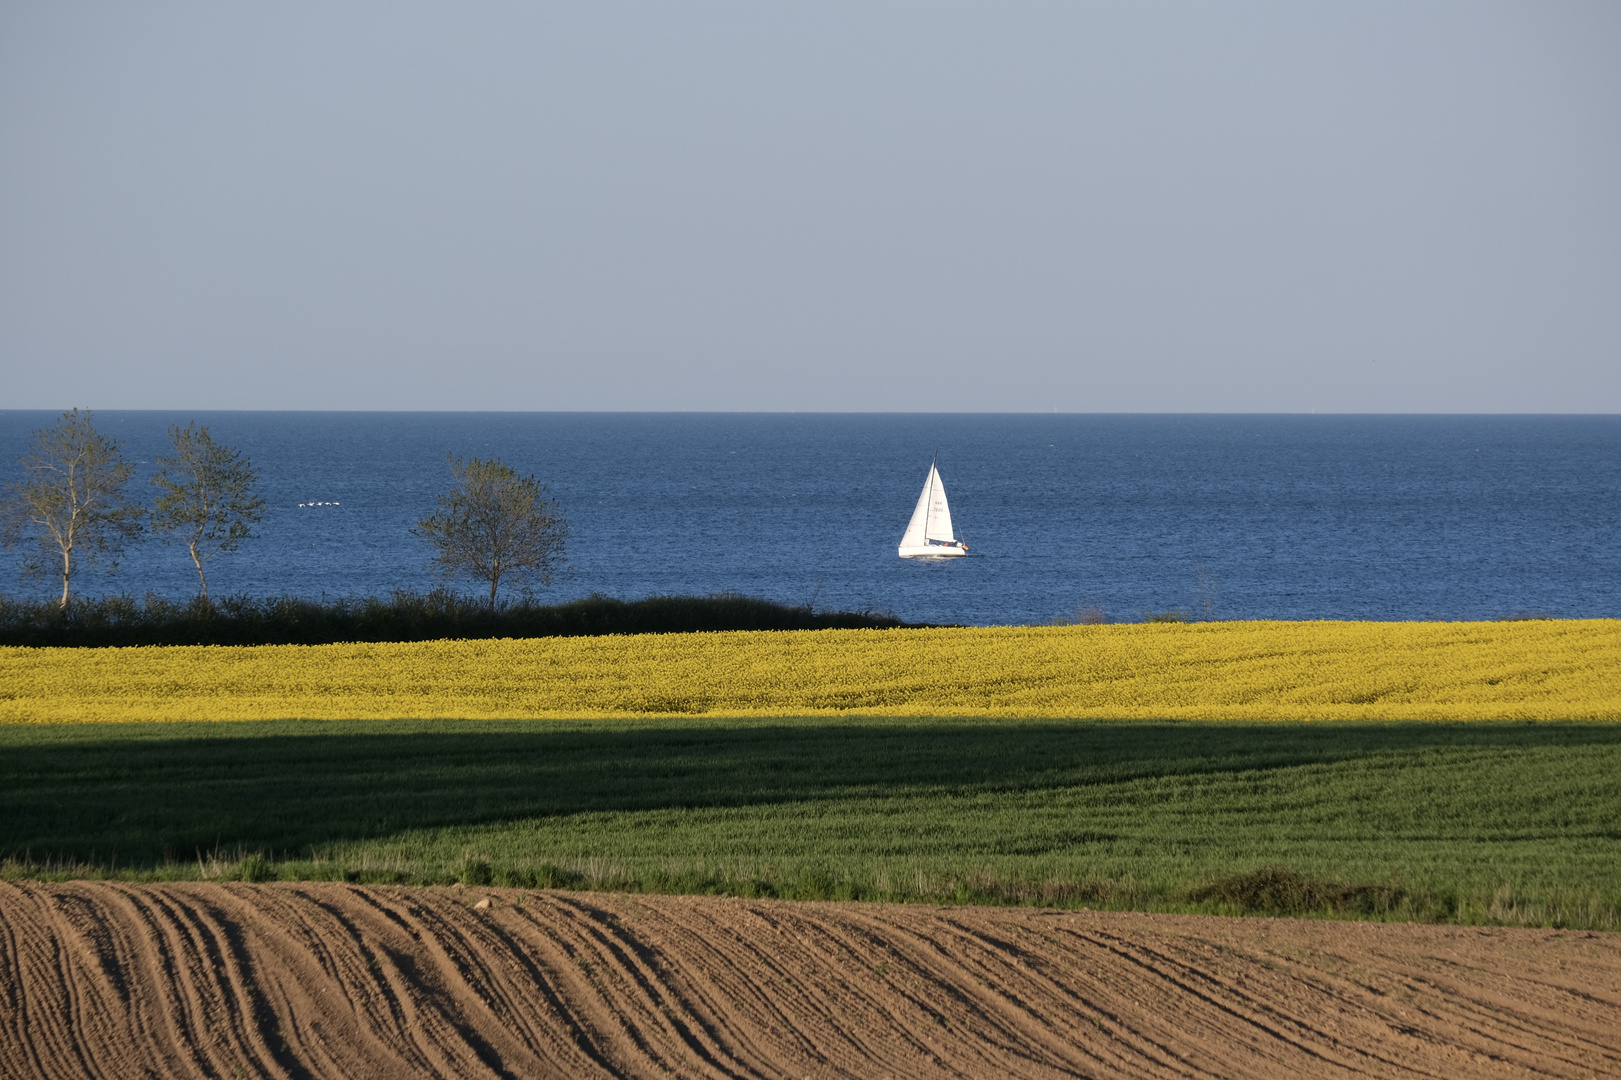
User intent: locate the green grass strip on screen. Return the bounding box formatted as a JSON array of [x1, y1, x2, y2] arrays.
[[3, 717, 1617, 928]]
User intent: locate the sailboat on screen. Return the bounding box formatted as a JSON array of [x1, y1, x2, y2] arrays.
[[898, 460, 968, 559]]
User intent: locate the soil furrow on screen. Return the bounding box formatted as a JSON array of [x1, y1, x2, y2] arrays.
[[779, 907, 1027, 1075], [47, 887, 158, 1078], [237, 883, 468, 1079], [301, 888, 507, 1079], [501, 894, 715, 1077], [1023, 922, 1288, 1077], [725, 903, 1006, 1078], [213, 883, 386, 1079], [1354, 959, 1604, 1076], [1082, 923, 1428, 1075], [151, 886, 300, 1080], [636, 900, 862, 1076], [918, 913, 1204, 1077], [0, 883, 102, 1080], [3, 883, 1618, 1080], [361, 887, 631, 1077], [256, 883, 464, 1078], [941, 919, 1262, 1079], [346, 889, 553, 1073], [536, 893, 759, 1078], [1137, 922, 1615, 1079], [670, 900, 1009, 1079], [1146, 934, 1472, 1078], [726, 905, 989, 1077], [598, 897, 913, 1078], [98, 882, 232, 1079], [1080, 925, 1405, 1074], [837, 911, 1124, 1078]]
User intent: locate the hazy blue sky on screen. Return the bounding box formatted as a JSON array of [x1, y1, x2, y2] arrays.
[[3, 2, 1618, 412]]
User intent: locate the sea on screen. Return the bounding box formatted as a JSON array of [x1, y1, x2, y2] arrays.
[[0, 412, 1617, 626]]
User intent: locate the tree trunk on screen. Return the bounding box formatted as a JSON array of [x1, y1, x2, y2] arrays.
[[59, 546, 71, 610], [190, 541, 208, 599]]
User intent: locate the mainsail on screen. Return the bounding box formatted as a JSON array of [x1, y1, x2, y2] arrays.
[[899, 463, 956, 547]]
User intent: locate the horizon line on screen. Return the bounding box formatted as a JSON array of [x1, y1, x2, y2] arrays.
[[4, 409, 1620, 418]]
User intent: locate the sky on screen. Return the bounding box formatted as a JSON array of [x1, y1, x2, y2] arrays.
[[2, 2, 1618, 413]]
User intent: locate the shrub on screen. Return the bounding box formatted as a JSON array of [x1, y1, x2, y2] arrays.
[[1184, 866, 1415, 918], [0, 589, 915, 648]]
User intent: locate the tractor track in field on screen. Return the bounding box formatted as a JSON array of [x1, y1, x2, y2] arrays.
[[2, 881, 1618, 1079]]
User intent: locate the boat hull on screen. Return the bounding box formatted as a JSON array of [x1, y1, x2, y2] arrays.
[[899, 544, 966, 559]]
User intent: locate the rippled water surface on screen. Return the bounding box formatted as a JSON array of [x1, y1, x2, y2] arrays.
[[1, 412, 1616, 624]]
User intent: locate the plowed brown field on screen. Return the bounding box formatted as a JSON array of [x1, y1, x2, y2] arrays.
[[2, 883, 1617, 1079]]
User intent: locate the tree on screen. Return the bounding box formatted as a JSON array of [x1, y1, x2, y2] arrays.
[[149, 422, 265, 599], [2, 408, 143, 608], [414, 454, 567, 611]]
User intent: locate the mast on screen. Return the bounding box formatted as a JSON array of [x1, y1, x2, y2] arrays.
[[924, 455, 938, 538]]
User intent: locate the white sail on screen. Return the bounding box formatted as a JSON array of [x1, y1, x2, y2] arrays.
[[923, 465, 955, 542], [899, 470, 934, 547], [898, 463, 958, 551]]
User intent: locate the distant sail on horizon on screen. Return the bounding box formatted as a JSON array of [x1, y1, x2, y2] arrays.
[[898, 461, 967, 559]]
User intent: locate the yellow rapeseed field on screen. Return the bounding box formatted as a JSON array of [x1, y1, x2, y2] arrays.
[[3, 620, 1618, 724]]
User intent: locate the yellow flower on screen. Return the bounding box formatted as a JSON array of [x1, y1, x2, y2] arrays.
[[3, 620, 1617, 724]]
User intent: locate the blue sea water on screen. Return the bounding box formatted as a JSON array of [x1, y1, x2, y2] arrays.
[[0, 412, 1616, 626]]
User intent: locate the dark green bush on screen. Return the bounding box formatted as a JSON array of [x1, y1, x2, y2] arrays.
[[0, 589, 914, 647], [1184, 866, 1419, 917]]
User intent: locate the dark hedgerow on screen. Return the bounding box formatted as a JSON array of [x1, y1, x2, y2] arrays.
[[0, 589, 917, 648]]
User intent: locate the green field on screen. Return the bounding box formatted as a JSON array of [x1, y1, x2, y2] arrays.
[[3, 717, 1618, 928]]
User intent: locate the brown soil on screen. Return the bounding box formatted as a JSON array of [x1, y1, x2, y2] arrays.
[[2, 883, 1618, 1079]]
